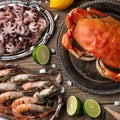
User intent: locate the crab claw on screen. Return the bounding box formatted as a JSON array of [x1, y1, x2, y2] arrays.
[[96, 60, 120, 82], [62, 29, 95, 61], [62, 30, 83, 59], [66, 8, 91, 29]]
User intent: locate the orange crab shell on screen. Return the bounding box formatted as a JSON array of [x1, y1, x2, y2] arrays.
[[73, 14, 120, 69]]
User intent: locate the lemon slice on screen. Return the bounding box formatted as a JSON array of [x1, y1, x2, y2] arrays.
[[83, 99, 101, 118], [67, 96, 82, 116], [50, 0, 74, 10], [32, 45, 50, 65]]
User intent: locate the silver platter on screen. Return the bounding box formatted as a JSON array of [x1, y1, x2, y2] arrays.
[[0, 1, 55, 60]]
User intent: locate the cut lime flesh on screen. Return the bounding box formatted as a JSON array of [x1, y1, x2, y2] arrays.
[[32, 45, 50, 65], [83, 99, 101, 118], [67, 96, 82, 116]]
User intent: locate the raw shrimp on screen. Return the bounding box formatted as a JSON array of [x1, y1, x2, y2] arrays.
[[12, 96, 46, 112], [12, 96, 38, 110], [0, 91, 23, 106], [0, 66, 20, 82], [12, 103, 55, 118], [33, 85, 56, 99], [0, 69, 12, 77], [0, 64, 17, 70], [0, 68, 19, 77], [0, 82, 20, 92], [21, 81, 50, 90], [0, 91, 24, 115], [10, 74, 39, 82]]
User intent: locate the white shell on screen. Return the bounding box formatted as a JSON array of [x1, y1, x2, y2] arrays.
[[45, 0, 49, 3], [50, 48, 56, 54], [114, 101, 120, 106], [39, 68, 47, 74], [67, 80, 72, 86], [60, 87, 65, 94], [51, 64, 56, 68]]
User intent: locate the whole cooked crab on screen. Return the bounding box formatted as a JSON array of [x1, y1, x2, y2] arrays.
[[62, 7, 120, 82]]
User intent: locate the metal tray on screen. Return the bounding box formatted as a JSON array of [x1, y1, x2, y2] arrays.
[[57, 0, 120, 95], [0, 1, 55, 60]]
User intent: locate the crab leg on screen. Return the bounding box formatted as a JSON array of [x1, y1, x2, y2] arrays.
[[87, 7, 107, 17], [62, 30, 95, 61], [62, 30, 83, 58], [96, 60, 120, 82]]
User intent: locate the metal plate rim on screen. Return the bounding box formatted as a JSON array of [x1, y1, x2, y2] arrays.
[[57, 0, 120, 95]]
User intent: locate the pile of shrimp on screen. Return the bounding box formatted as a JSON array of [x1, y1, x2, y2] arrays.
[[0, 64, 62, 120]]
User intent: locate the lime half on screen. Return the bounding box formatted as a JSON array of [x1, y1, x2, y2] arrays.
[[83, 99, 101, 118], [67, 96, 82, 116], [32, 45, 50, 65]]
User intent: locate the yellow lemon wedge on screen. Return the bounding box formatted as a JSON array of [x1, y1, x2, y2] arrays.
[[50, 0, 74, 10]]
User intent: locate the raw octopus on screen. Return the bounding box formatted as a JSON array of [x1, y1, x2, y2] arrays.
[[0, 3, 49, 55]]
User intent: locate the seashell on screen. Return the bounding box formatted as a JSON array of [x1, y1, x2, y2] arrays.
[[56, 73, 62, 84]]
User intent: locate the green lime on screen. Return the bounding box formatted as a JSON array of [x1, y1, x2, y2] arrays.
[[83, 99, 101, 118], [32, 45, 50, 65], [66, 96, 82, 116]]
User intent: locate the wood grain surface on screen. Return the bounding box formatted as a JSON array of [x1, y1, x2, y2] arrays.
[[0, 0, 120, 120]]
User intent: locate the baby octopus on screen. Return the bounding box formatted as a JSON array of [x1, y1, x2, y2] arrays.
[[0, 3, 49, 55]]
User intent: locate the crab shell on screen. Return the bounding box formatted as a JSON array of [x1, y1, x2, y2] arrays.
[[62, 8, 120, 69]]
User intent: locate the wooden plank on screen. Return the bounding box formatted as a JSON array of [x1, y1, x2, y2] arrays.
[[0, 0, 120, 120]]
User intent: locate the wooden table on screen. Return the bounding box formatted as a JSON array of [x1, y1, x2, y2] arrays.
[[1, 0, 120, 120]]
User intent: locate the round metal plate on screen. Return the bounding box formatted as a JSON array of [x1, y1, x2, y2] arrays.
[[0, 1, 55, 60], [57, 0, 120, 95]]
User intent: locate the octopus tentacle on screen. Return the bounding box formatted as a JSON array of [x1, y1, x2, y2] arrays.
[[29, 22, 38, 32], [38, 18, 49, 32], [0, 3, 49, 55]]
